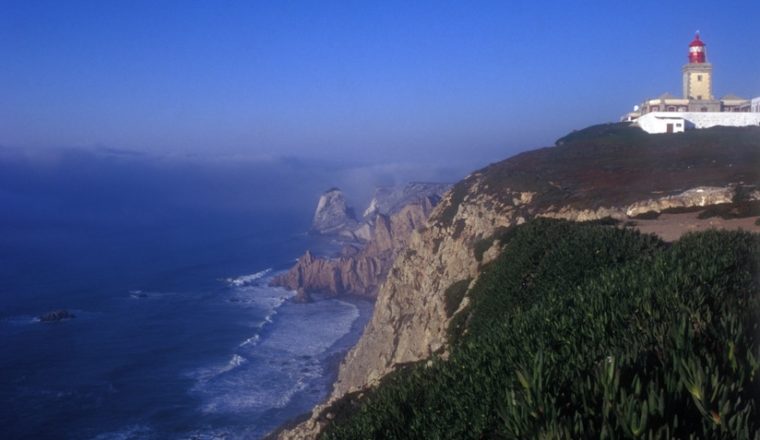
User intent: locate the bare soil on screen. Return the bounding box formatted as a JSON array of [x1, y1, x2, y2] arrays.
[[632, 211, 760, 242]]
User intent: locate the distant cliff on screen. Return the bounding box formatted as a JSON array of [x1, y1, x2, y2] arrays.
[[310, 188, 359, 237], [271, 183, 447, 299], [278, 124, 760, 439]]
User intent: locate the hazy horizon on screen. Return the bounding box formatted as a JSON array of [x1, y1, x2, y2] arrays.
[[3, 0, 759, 168]]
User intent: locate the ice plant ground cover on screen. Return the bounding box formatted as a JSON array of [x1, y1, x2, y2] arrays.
[[321, 219, 760, 439]]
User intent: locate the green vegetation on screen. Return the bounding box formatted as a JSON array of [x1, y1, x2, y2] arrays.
[[435, 181, 469, 227], [733, 185, 756, 203], [582, 216, 621, 226], [320, 219, 760, 439], [697, 201, 760, 220], [472, 237, 493, 263], [443, 279, 471, 318], [473, 226, 511, 263]]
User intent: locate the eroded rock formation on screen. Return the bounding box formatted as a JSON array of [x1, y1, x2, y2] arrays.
[[271, 195, 440, 299], [310, 188, 358, 237]]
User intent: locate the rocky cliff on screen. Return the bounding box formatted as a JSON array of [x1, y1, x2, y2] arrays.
[[310, 188, 358, 237], [271, 191, 441, 299], [278, 124, 760, 438], [362, 182, 450, 219]]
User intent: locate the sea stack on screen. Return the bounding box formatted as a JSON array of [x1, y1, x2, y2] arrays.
[[310, 188, 358, 236]]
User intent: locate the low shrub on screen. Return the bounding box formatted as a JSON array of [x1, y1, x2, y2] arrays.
[[697, 200, 760, 220], [472, 238, 493, 263], [321, 220, 760, 439], [443, 279, 471, 318]]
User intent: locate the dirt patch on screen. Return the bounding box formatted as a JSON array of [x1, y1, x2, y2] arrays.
[[632, 211, 760, 242]]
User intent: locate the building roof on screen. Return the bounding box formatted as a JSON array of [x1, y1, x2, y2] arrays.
[[657, 92, 678, 99], [721, 94, 747, 101], [689, 33, 705, 47]]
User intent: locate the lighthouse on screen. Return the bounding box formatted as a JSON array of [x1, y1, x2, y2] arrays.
[[627, 32, 759, 132], [682, 33, 713, 101]]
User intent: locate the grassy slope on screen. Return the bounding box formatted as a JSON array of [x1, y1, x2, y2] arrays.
[[320, 220, 760, 439]]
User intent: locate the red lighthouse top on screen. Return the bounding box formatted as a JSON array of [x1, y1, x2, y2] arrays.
[[688, 33, 706, 63]]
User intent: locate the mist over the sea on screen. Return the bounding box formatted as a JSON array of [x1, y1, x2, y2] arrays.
[[0, 145, 464, 301]]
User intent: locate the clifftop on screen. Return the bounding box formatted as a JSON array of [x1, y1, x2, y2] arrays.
[[436, 123, 759, 226]]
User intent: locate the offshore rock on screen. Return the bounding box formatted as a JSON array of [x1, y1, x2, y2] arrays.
[[38, 309, 75, 322], [310, 188, 358, 236]]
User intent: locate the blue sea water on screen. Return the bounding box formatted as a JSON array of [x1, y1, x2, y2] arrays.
[[0, 150, 373, 439]]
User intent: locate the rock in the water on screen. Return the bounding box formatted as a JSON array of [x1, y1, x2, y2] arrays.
[[311, 188, 358, 235], [38, 309, 75, 322], [292, 288, 313, 303]]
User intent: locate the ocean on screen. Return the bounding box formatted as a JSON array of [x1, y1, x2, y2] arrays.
[[0, 149, 373, 439]]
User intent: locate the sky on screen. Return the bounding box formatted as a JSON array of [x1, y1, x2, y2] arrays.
[[2, 0, 759, 168]]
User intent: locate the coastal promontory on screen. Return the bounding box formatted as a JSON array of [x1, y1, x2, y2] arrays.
[[278, 124, 760, 439]]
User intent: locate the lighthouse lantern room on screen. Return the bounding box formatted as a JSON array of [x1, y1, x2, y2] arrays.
[[688, 33, 706, 63], [682, 32, 713, 101]]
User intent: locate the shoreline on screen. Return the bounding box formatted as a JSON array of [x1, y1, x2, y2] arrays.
[[264, 290, 375, 439]]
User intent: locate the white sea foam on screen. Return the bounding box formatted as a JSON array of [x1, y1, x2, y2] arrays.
[[224, 268, 272, 287], [177, 428, 239, 440], [189, 291, 368, 424], [2, 315, 38, 325], [225, 354, 247, 371], [190, 354, 248, 383], [260, 299, 360, 356], [90, 424, 154, 440], [198, 362, 323, 414], [227, 285, 294, 350], [239, 334, 260, 347]]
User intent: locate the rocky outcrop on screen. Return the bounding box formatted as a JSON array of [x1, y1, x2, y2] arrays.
[[271, 196, 439, 299], [362, 182, 450, 219], [278, 124, 760, 439], [311, 188, 358, 236], [38, 309, 75, 322], [309, 184, 449, 242], [536, 186, 740, 222]]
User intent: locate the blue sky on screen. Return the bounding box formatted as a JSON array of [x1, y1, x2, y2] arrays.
[[2, 0, 759, 167]]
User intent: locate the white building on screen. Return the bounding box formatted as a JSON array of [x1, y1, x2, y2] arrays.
[[753, 97, 760, 113], [637, 114, 687, 134], [638, 112, 760, 134]]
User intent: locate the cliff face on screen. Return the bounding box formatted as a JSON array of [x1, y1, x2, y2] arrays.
[[271, 196, 438, 299], [309, 183, 449, 242], [311, 188, 358, 236], [278, 125, 760, 439], [362, 182, 450, 219]]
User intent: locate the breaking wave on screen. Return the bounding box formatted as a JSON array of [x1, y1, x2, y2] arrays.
[[224, 269, 273, 287]]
